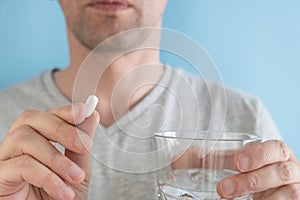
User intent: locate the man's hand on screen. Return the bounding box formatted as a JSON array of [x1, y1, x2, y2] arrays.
[[0, 103, 99, 200], [217, 140, 300, 199]]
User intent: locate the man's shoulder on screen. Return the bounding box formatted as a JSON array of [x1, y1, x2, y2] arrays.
[[169, 66, 260, 107], [168, 67, 265, 130], [0, 72, 47, 106], [0, 71, 55, 138]]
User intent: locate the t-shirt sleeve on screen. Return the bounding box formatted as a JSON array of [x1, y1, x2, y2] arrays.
[[255, 99, 282, 141]]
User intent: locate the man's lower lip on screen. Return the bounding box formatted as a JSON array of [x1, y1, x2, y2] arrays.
[[89, 2, 130, 12]]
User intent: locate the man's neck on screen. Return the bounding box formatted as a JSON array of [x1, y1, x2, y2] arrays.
[[53, 29, 164, 127]]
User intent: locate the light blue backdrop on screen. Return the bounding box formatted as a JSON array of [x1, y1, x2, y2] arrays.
[[0, 0, 299, 157]]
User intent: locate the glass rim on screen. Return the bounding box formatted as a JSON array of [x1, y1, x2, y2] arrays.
[[153, 130, 261, 142]]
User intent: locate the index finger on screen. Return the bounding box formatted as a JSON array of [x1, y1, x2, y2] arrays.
[[236, 140, 291, 172], [49, 103, 88, 125], [10, 104, 93, 154]]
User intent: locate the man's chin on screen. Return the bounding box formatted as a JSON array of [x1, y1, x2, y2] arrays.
[[86, 28, 150, 53]]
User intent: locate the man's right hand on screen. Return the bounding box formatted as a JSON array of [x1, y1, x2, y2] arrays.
[[0, 103, 99, 200]]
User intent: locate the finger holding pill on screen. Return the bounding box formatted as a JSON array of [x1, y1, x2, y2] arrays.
[[0, 95, 100, 199]]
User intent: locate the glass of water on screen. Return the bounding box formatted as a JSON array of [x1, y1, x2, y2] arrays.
[[153, 131, 261, 200]]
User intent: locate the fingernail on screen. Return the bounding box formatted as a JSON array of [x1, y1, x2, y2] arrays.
[[220, 178, 236, 197], [62, 186, 75, 199], [75, 132, 92, 149], [69, 165, 85, 181], [72, 103, 87, 122], [238, 154, 251, 171], [95, 111, 100, 123], [72, 103, 83, 116]]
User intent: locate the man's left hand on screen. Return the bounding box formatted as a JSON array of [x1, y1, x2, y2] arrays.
[[217, 140, 300, 199]]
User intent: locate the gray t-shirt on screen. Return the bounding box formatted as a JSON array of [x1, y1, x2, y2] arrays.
[[0, 66, 281, 199]]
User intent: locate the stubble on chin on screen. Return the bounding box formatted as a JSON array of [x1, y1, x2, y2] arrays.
[[70, 11, 144, 51]]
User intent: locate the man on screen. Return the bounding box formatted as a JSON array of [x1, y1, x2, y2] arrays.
[[0, 0, 299, 199]]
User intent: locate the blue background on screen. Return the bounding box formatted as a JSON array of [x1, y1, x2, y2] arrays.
[[0, 0, 299, 157]]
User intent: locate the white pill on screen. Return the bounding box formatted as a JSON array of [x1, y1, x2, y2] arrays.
[[85, 95, 99, 118]]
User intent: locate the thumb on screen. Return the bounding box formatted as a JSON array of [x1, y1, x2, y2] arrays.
[[65, 111, 100, 179]]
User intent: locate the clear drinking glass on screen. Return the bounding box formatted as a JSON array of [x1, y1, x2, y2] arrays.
[[154, 131, 261, 200]]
